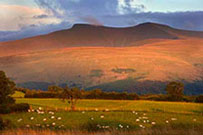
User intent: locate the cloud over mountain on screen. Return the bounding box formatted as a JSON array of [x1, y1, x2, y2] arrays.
[[1, 0, 203, 41]]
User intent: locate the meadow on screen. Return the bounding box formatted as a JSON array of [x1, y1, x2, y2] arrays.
[[1, 97, 203, 134]]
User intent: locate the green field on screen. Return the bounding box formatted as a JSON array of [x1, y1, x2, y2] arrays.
[[1, 98, 203, 133], [11, 91, 25, 98], [15, 98, 203, 114]]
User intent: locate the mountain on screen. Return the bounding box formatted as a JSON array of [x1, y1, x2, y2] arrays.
[[1, 22, 203, 57], [0, 22, 203, 95]]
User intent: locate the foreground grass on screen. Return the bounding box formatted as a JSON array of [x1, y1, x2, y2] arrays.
[[2, 111, 203, 130], [1, 99, 203, 134], [1, 128, 203, 135]]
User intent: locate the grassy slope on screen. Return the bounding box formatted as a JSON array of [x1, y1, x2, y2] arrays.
[[0, 38, 203, 91]]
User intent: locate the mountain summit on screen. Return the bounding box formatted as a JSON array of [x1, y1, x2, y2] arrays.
[[0, 22, 203, 57]]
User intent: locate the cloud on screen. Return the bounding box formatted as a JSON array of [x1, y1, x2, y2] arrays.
[[0, 21, 72, 42], [80, 16, 103, 26], [33, 0, 203, 31], [34, 0, 145, 22], [0, 4, 61, 31], [33, 14, 49, 19], [103, 11, 203, 31], [117, 0, 146, 14], [1, 1, 203, 42]]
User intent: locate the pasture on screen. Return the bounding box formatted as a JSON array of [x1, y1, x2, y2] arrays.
[[1, 98, 203, 134]]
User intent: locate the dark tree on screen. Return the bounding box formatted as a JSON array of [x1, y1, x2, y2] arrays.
[[0, 71, 16, 105], [166, 81, 184, 101], [60, 86, 82, 111], [195, 95, 203, 103], [48, 85, 63, 93]]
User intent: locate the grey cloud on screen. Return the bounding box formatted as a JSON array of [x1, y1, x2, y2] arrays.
[[102, 11, 203, 31], [80, 16, 103, 26], [34, 0, 145, 20], [0, 21, 72, 42], [33, 14, 49, 19], [118, 0, 146, 14], [1, 0, 203, 42]]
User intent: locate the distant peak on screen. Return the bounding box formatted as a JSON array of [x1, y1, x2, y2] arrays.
[[72, 24, 103, 29], [136, 22, 172, 29]]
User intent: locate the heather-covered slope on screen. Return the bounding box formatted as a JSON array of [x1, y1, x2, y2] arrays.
[[0, 38, 203, 94], [0, 23, 203, 94], [1, 23, 203, 57]]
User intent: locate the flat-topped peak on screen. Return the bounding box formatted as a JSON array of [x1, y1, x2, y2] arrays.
[[71, 24, 103, 29], [135, 22, 172, 29]]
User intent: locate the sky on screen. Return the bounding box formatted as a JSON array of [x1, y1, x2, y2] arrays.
[[0, 0, 203, 41]]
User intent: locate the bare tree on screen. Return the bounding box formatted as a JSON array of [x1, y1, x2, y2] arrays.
[[60, 86, 82, 111]]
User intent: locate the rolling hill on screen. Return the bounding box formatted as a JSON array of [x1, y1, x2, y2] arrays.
[[1, 22, 203, 57], [0, 22, 203, 95]]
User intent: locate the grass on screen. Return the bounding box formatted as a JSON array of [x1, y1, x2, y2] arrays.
[[1, 39, 203, 91], [15, 98, 203, 114], [1, 98, 202, 133], [11, 91, 25, 98], [2, 111, 203, 129], [1, 128, 203, 135]]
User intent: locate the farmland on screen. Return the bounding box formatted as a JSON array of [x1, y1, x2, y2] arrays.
[[1, 98, 203, 134]]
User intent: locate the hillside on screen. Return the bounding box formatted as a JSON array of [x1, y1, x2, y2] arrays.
[[1, 22, 203, 57], [0, 39, 203, 94], [0, 23, 203, 94]]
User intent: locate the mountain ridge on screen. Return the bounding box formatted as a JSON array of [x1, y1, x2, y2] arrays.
[[1, 22, 203, 57]]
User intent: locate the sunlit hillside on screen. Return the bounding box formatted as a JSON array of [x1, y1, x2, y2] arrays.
[[0, 37, 203, 94]]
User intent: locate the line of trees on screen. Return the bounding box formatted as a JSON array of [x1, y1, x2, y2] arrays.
[[22, 87, 140, 100], [1, 70, 202, 112], [19, 81, 186, 101], [16, 81, 203, 103]]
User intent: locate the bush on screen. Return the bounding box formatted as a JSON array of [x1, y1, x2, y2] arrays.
[[0, 104, 11, 114], [182, 96, 196, 102], [25, 91, 59, 98], [195, 95, 203, 103], [140, 94, 168, 101], [166, 95, 183, 101], [0, 117, 13, 130], [0, 117, 4, 130], [10, 103, 30, 112], [0, 103, 30, 114]]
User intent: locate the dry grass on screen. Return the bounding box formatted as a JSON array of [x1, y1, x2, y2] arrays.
[[0, 38, 203, 87], [1, 128, 203, 135]]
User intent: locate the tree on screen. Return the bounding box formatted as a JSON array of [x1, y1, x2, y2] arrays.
[[0, 71, 16, 105], [195, 95, 203, 103], [60, 86, 82, 111], [48, 85, 63, 93], [166, 81, 184, 101]]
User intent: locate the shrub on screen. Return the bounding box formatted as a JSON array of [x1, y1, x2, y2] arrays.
[[0, 103, 30, 114], [25, 91, 59, 98], [0, 104, 11, 114], [195, 95, 203, 103], [0, 117, 13, 130], [182, 96, 196, 102], [0, 117, 4, 130], [10, 103, 30, 112], [140, 94, 168, 101]]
